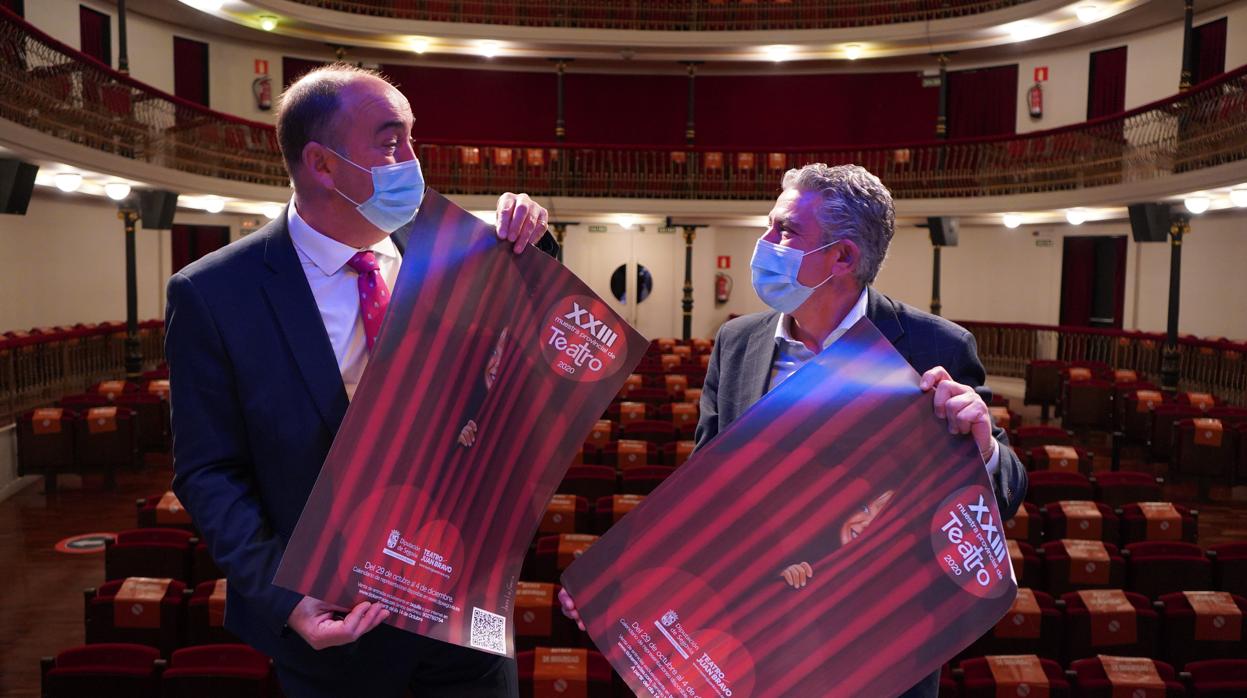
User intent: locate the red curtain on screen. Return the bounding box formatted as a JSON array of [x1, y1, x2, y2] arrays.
[[1192, 18, 1227, 85], [384, 64, 555, 143], [1087, 46, 1127, 119], [171, 225, 230, 274], [695, 71, 937, 148], [282, 56, 327, 89], [1, 0, 24, 17], [1059, 237, 1096, 327], [1111, 236, 1127, 330], [946, 65, 1017, 139], [565, 72, 685, 145], [173, 36, 210, 107], [78, 5, 110, 66]]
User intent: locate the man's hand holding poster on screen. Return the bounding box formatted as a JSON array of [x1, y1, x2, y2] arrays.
[[561, 319, 1017, 697]]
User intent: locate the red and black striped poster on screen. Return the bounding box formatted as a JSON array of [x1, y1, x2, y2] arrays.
[[561, 319, 1017, 697], [274, 191, 646, 656]]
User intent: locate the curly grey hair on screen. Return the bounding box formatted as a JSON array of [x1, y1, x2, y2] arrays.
[[780, 163, 895, 285]]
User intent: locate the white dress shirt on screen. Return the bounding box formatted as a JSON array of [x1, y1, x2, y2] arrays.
[[287, 201, 402, 401], [769, 287, 1000, 474]]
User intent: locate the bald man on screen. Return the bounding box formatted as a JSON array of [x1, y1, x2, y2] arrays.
[[165, 64, 547, 697]]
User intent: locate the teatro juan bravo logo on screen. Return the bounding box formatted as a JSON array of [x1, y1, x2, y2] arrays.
[[540, 295, 629, 382]]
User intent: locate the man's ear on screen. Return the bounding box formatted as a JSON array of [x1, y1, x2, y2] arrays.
[[301, 141, 336, 192], [832, 238, 859, 278]]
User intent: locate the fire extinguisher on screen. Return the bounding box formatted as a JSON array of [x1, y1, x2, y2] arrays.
[[1027, 82, 1043, 119], [715, 272, 733, 305], [253, 74, 272, 111]]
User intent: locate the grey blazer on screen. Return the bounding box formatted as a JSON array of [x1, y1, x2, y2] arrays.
[[693, 286, 1027, 520]]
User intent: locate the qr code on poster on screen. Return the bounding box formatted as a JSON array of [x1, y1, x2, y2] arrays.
[[470, 606, 507, 654]]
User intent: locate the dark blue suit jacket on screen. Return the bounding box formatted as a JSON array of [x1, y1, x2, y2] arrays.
[[165, 211, 413, 676]]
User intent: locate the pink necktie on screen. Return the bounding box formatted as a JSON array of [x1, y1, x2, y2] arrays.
[[346, 250, 390, 352]]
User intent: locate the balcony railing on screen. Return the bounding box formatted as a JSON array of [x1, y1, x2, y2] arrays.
[[288, 0, 1030, 31], [1, 322, 165, 424], [958, 321, 1247, 405], [2, 8, 1246, 201]]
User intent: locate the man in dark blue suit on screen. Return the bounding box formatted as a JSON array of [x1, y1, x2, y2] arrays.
[[165, 64, 549, 697], [560, 164, 1026, 696]]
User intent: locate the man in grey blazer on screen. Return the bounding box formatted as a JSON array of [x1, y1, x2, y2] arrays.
[[560, 164, 1026, 694], [696, 163, 1027, 697]]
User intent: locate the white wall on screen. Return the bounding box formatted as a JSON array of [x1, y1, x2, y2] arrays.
[[0, 190, 246, 332], [1012, 2, 1247, 133], [554, 210, 1247, 342], [24, 0, 284, 123]]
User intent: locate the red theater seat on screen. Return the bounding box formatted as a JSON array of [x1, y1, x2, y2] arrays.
[[105, 528, 195, 583], [1027, 445, 1094, 475], [512, 582, 586, 652], [41, 643, 162, 698], [558, 465, 616, 502], [1060, 589, 1158, 662], [1091, 471, 1163, 507], [1209, 542, 1247, 597], [658, 440, 697, 467], [187, 579, 237, 646], [1150, 404, 1204, 463], [957, 655, 1071, 698], [524, 534, 598, 584], [191, 540, 224, 586], [1042, 501, 1119, 543], [161, 645, 271, 698], [73, 405, 138, 487], [1156, 591, 1247, 669], [621, 465, 675, 495], [1119, 502, 1198, 545], [1013, 426, 1075, 452], [1026, 471, 1093, 507], [1004, 502, 1044, 547], [1062, 378, 1115, 432], [16, 407, 78, 488], [1008, 540, 1043, 589], [1183, 659, 1247, 697], [517, 648, 617, 698], [593, 494, 644, 534], [600, 440, 656, 470], [618, 420, 677, 444], [1024, 360, 1067, 410], [84, 578, 187, 656], [1068, 656, 1183, 697], [1125, 541, 1213, 599], [537, 495, 591, 536], [958, 588, 1062, 661], [1041, 540, 1126, 595], [135, 492, 197, 533]]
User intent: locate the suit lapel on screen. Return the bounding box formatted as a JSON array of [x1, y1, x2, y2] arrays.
[[865, 286, 904, 346], [260, 213, 349, 433], [740, 311, 781, 408]]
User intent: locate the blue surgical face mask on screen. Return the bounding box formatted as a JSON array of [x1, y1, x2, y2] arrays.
[[750, 237, 841, 314], [327, 148, 425, 233]]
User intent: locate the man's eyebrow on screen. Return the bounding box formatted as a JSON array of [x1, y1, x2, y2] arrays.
[[374, 120, 406, 136]]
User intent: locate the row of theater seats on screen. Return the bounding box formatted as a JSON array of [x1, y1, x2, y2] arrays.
[[1023, 360, 1247, 489], [1007, 539, 1244, 599], [962, 586, 1247, 669], [16, 371, 172, 490], [41, 643, 276, 698], [1006, 500, 1199, 547], [942, 655, 1247, 697]]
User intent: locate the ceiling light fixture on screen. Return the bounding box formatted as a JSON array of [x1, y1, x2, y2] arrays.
[[1008, 21, 1044, 42], [843, 44, 863, 60], [1002, 213, 1022, 229], [260, 203, 282, 220], [477, 41, 501, 59], [202, 196, 225, 213], [764, 45, 794, 62], [179, 0, 224, 12], [1183, 196, 1210, 214], [1075, 4, 1101, 23], [104, 182, 132, 201], [617, 215, 636, 230], [408, 38, 430, 54], [1065, 209, 1087, 225], [54, 172, 82, 193], [259, 15, 278, 31], [1229, 187, 1247, 207]]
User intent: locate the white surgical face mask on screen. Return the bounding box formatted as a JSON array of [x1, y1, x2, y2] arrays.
[[749, 237, 841, 314], [327, 147, 425, 233]]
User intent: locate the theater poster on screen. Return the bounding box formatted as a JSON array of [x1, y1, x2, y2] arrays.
[[274, 191, 645, 656], [562, 319, 1017, 697]]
